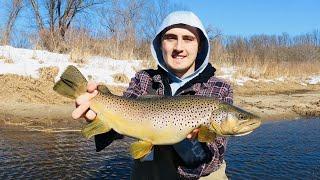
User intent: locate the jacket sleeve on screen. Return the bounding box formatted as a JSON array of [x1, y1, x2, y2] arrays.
[[222, 83, 233, 105], [94, 71, 149, 151], [123, 71, 151, 98]]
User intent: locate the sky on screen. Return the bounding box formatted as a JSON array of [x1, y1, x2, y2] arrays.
[[172, 0, 320, 36], [0, 0, 319, 41]]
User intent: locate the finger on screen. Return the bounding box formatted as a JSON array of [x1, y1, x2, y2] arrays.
[[193, 128, 199, 134], [191, 129, 200, 138], [72, 102, 90, 119], [76, 94, 89, 106], [76, 91, 98, 105], [85, 110, 97, 121], [87, 81, 98, 92], [186, 129, 200, 139], [190, 133, 197, 139]]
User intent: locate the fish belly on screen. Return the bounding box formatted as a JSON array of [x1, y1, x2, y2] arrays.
[[103, 109, 194, 144]]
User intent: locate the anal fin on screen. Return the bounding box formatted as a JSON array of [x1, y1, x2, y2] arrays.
[[130, 141, 153, 159]]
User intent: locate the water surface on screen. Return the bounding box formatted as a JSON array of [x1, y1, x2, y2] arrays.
[[1, 118, 319, 179], [226, 118, 320, 179]]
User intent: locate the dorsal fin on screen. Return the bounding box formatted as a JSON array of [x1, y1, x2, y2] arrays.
[[97, 84, 111, 95]]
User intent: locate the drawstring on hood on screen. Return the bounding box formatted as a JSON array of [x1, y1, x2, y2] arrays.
[[151, 11, 211, 94]]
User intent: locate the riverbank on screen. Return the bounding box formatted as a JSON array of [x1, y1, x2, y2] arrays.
[[0, 74, 319, 130]]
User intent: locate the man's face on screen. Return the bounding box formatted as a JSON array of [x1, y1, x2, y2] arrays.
[[161, 26, 200, 78]]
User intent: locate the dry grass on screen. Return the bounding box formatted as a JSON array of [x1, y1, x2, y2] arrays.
[[30, 28, 320, 79], [38, 66, 59, 82], [0, 55, 6, 60], [35, 28, 152, 61], [0, 55, 14, 63], [69, 48, 90, 64], [112, 73, 130, 84], [227, 59, 320, 79], [4, 58, 14, 63]]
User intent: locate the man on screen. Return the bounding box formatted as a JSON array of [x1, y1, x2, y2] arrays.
[[73, 11, 233, 179]]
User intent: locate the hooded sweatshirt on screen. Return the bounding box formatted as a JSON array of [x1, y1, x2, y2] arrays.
[[151, 11, 210, 95]]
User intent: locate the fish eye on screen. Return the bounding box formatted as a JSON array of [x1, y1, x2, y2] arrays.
[[238, 113, 246, 120]]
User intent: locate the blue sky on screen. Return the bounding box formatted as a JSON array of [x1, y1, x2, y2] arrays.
[[0, 0, 319, 37], [173, 0, 320, 36]]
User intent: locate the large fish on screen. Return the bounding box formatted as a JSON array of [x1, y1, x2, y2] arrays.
[[53, 65, 261, 159]]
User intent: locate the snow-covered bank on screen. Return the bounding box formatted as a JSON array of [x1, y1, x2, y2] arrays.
[[0, 45, 319, 86], [0, 46, 142, 86]]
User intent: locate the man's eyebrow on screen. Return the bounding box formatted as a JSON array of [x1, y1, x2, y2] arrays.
[[163, 34, 196, 38], [163, 33, 177, 38]]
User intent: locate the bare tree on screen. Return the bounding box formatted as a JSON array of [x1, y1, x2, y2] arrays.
[[99, 0, 145, 39], [206, 25, 224, 63], [97, 0, 146, 58], [1, 0, 24, 45], [139, 0, 186, 40], [206, 24, 222, 41], [28, 0, 105, 51]]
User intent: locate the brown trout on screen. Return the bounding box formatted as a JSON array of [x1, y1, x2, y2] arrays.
[[53, 65, 261, 159]]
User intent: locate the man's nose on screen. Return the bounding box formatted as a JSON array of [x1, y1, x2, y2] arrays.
[[174, 38, 184, 51]]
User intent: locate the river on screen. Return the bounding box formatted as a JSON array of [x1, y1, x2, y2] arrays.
[[1, 118, 319, 179]]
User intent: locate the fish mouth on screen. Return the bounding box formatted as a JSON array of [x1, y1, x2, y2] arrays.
[[210, 117, 261, 136], [232, 119, 261, 136], [233, 131, 253, 136]]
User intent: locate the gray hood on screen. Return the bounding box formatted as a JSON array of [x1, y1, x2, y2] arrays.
[[151, 11, 210, 80]]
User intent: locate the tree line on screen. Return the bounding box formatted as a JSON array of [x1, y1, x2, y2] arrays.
[[0, 0, 319, 68]]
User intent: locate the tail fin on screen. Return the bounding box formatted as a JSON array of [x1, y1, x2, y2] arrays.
[[53, 65, 88, 99]]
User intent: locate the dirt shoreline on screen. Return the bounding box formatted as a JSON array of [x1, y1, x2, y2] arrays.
[[0, 74, 319, 130]]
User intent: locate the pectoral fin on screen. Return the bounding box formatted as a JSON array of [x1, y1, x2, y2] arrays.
[[130, 141, 153, 159], [198, 125, 217, 143], [209, 122, 224, 136], [97, 84, 111, 95], [82, 114, 111, 139], [82, 102, 113, 139]]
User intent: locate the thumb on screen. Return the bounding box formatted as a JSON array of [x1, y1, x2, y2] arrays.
[[87, 81, 98, 93]]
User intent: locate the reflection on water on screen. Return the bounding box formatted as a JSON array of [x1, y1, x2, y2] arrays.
[[1, 118, 319, 179], [0, 124, 133, 179]]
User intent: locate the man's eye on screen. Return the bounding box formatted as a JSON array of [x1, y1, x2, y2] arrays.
[[184, 37, 195, 41], [163, 35, 177, 40]]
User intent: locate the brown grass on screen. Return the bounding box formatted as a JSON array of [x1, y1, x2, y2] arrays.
[[0, 55, 6, 60], [69, 48, 90, 64], [112, 73, 130, 84], [38, 66, 59, 82], [0, 55, 14, 63], [30, 28, 320, 79], [230, 60, 320, 79]]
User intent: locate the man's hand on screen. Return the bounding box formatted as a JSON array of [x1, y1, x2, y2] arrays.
[[187, 128, 199, 139], [72, 81, 98, 123]]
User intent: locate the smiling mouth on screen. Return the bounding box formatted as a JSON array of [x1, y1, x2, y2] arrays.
[[172, 55, 186, 59]]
